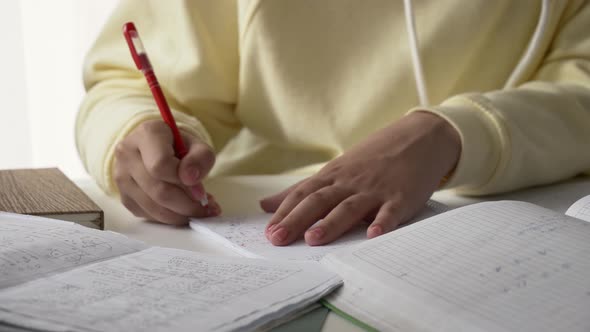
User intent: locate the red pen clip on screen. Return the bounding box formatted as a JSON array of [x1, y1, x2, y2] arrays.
[[123, 22, 152, 72], [122, 22, 189, 159]]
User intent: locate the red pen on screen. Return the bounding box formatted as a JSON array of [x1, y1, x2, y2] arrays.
[[123, 22, 208, 207]]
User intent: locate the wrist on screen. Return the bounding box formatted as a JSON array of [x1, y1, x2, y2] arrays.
[[409, 111, 462, 178]]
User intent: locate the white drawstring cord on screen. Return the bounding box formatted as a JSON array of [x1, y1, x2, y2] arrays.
[[403, 0, 429, 107], [504, 0, 551, 88], [403, 0, 551, 102]]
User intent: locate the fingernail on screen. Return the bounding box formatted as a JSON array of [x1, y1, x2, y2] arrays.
[[271, 227, 289, 243], [306, 227, 325, 242], [265, 223, 277, 235], [185, 167, 200, 183], [191, 185, 205, 200], [367, 225, 383, 238], [199, 195, 209, 207]]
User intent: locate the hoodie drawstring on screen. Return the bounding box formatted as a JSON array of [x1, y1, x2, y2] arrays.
[[402, 0, 552, 107], [403, 0, 429, 107], [504, 0, 551, 88]]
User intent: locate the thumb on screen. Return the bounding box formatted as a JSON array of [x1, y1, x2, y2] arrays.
[[178, 135, 215, 187]]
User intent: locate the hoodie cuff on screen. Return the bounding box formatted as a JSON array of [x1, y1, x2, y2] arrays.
[[77, 97, 212, 195], [408, 96, 507, 194], [103, 110, 213, 195]]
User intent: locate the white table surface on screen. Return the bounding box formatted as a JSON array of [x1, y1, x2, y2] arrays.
[[76, 175, 590, 331]]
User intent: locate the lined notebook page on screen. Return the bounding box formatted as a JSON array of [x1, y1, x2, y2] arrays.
[[191, 200, 448, 261], [566, 195, 590, 222], [192, 213, 367, 261], [0, 247, 341, 332], [0, 212, 146, 289], [322, 201, 590, 332]]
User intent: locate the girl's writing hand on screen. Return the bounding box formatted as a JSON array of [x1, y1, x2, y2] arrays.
[[113, 120, 221, 225]]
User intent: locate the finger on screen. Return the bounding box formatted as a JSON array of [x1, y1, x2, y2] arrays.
[[120, 194, 148, 219], [267, 185, 350, 246], [188, 182, 207, 205], [113, 156, 146, 219], [305, 194, 377, 246], [125, 177, 189, 226], [129, 151, 209, 218], [134, 120, 180, 184], [259, 179, 306, 213], [180, 184, 221, 210], [204, 193, 222, 216], [265, 178, 332, 234], [367, 200, 408, 239], [178, 135, 215, 187]]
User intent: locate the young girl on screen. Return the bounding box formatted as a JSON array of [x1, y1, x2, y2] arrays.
[[77, 0, 590, 246]]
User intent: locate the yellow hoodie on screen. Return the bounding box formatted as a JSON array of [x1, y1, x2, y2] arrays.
[[77, 0, 590, 196]]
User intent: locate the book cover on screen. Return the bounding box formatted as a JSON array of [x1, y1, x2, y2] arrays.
[[0, 168, 103, 229]]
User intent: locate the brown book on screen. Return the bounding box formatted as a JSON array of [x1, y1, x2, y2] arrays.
[[0, 168, 103, 229]]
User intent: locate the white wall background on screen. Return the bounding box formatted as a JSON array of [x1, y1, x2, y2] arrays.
[[0, 1, 31, 169], [0, 0, 118, 179]]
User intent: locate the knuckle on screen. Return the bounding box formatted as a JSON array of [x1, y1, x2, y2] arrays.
[[151, 182, 172, 204], [307, 176, 333, 188], [291, 189, 307, 201], [113, 168, 127, 187], [114, 141, 129, 160], [320, 163, 343, 177], [340, 199, 359, 211], [139, 120, 163, 135], [146, 157, 170, 179], [308, 191, 328, 203], [330, 183, 353, 196]]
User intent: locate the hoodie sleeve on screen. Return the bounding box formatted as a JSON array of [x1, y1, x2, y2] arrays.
[[76, 0, 240, 194], [415, 2, 590, 195]]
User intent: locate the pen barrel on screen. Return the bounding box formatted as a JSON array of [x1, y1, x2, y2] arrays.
[[144, 70, 189, 159], [144, 70, 160, 89]]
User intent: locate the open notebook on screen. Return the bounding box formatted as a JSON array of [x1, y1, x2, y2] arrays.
[[0, 213, 341, 332], [192, 196, 590, 332], [190, 199, 449, 261]]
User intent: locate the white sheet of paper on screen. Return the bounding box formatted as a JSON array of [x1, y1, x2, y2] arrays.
[[565, 194, 590, 222], [0, 247, 342, 332], [0, 212, 147, 289], [321, 201, 590, 332], [191, 200, 448, 261]]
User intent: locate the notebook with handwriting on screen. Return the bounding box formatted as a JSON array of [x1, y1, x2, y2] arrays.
[[190, 199, 449, 262], [0, 212, 341, 332], [193, 196, 590, 331], [322, 198, 590, 332]]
